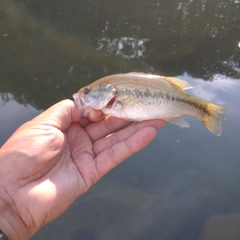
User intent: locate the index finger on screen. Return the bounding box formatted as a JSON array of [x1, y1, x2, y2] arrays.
[[33, 100, 105, 131]]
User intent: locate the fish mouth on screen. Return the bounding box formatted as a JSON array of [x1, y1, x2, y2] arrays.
[[73, 93, 116, 109], [72, 93, 85, 108]]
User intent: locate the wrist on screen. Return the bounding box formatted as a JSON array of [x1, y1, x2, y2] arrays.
[[0, 186, 30, 240], [0, 189, 30, 240]]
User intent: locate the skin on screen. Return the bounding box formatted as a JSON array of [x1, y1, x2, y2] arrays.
[[0, 99, 165, 240]]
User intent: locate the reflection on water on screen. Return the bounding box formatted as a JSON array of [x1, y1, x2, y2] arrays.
[[96, 37, 149, 59], [0, 94, 42, 145], [0, 0, 240, 239], [1, 0, 240, 110]]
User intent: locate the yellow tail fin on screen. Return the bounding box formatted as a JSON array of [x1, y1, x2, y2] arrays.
[[203, 103, 228, 136]]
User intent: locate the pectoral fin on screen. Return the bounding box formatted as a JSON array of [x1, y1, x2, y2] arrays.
[[112, 96, 133, 110], [112, 100, 123, 110], [166, 116, 190, 128]]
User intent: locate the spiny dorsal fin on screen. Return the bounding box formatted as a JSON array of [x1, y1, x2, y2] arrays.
[[124, 72, 192, 90], [163, 77, 193, 90]]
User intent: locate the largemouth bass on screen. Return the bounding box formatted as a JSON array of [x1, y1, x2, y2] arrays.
[[73, 72, 228, 136]]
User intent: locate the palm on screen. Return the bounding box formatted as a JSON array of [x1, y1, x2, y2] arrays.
[[0, 100, 165, 239]]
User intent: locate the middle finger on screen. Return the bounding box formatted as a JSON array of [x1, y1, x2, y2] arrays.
[[84, 116, 132, 142], [93, 119, 166, 155]]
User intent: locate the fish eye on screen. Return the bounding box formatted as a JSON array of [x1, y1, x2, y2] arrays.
[[83, 87, 91, 94]]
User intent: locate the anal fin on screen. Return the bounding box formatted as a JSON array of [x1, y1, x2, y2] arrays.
[[166, 116, 190, 128]]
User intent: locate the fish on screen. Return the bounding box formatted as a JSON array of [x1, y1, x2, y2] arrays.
[[72, 72, 228, 136]]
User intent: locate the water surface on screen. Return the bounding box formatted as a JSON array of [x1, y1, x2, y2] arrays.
[[0, 0, 240, 239]]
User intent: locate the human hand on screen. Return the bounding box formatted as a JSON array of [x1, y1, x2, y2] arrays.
[[0, 99, 165, 240]]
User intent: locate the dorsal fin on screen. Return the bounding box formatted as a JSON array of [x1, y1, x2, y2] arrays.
[[123, 72, 192, 90], [163, 77, 192, 90]]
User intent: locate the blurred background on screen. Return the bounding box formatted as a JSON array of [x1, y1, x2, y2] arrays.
[[0, 0, 240, 239]]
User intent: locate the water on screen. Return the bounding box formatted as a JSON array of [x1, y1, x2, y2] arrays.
[[0, 0, 240, 239]]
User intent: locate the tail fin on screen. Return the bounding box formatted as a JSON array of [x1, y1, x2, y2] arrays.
[[203, 103, 228, 136]]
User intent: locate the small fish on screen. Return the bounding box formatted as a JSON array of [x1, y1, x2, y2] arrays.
[[73, 72, 228, 136]]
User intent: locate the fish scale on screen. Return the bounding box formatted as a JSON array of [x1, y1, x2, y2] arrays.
[[73, 72, 228, 136]]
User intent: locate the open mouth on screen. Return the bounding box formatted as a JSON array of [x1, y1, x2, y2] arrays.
[[73, 92, 117, 110]]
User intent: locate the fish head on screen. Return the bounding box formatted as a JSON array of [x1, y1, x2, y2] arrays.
[[73, 82, 116, 110]]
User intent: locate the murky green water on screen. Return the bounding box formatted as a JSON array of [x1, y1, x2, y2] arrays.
[[0, 0, 240, 239]]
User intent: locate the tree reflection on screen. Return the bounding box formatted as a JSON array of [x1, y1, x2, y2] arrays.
[[0, 0, 239, 110]]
